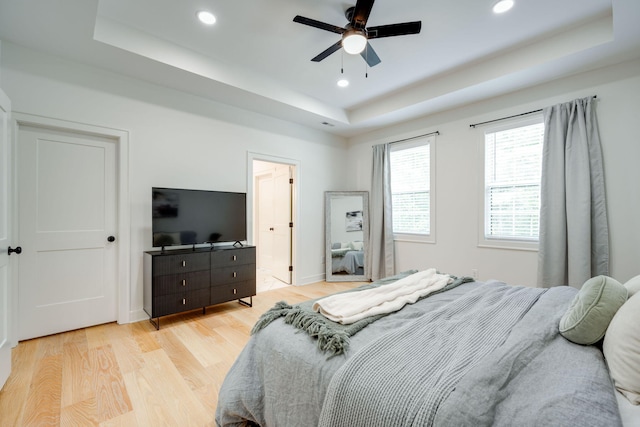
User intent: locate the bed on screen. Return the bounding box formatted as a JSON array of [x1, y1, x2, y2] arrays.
[[331, 241, 364, 275], [216, 270, 639, 426]]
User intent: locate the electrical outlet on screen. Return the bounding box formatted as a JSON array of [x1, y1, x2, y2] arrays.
[[471, 269, 479, 280]]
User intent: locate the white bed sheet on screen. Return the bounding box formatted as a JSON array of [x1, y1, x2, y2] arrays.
[[617, 391, 640, 427]]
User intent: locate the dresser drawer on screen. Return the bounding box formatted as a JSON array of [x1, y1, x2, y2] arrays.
[[152, 288, 211, 317], [211, 264, 256, 286], [210, 247, 255, 266], [153, 270, 210, 297], [153, 252, 210, 276], [210, 281, 255, 305]]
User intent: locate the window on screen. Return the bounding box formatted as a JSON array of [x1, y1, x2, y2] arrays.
[[481, 117, 544, 249], [389, 136, 435, 242]]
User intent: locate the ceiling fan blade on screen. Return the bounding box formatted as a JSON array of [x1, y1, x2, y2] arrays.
[[293, 15, 345, 34], [360, 42, 381, 67], [367, 21, 422, 39], [311, 40, 343, 62], [351, 0, 375, 28]]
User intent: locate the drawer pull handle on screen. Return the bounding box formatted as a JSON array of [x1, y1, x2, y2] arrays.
[[233, 288, 237, 295], [182, 279, 186, 286], [233, 255, 237, 261], [182, 260, 186, 267], [182, 298, 186, 305], [233, 271, 237, 278]]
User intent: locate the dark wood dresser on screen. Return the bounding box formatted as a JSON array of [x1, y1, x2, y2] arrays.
[[144, 245, 256, 329]]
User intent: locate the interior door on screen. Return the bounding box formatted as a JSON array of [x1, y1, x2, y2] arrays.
[[257, 173, 274, 271], [17, 125, 117, 340], [272, 165, 292, 284], [0, 89, 12, 390]]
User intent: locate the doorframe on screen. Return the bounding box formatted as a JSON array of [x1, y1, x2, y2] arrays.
[[11, 113, 131, 341], [0, 88, 13, 388], [247, 152, 299, 285]]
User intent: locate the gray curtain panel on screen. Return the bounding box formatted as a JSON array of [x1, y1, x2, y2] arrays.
[[366, 144, 395, 281], [537, 96, 609, 289]]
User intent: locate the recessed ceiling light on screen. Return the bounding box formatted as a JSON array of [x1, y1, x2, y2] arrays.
[[197, 10, 216, 25], [492, 0, 514, 14], [337, 79, 349, 88]]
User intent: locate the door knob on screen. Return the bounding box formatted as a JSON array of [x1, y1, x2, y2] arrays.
[[107, 236, 116, 242], [8, 246, 22, 255]]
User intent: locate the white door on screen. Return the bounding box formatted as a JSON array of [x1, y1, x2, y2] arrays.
[[0, 89, 12, 390], [257, 174, 275, 271], [272, 166, 292, 284], [17, 125, 117, 340]]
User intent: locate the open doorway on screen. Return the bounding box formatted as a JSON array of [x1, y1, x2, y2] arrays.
[[251, 157, 297, 293]]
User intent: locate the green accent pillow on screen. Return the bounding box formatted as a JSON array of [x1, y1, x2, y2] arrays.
[[559, 275, 628, 345]]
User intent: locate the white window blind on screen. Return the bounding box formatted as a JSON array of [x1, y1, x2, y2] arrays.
[[484, 121, 543, 241], [390, 141, 430, 235]]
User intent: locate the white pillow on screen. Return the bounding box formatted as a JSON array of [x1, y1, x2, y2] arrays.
[[351, 241, 364, 251], [624, 274, 640, 297], [603, 292, 640, 405]]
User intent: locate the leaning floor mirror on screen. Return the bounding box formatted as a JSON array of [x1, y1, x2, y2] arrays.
[[325, 191, 370, 282]]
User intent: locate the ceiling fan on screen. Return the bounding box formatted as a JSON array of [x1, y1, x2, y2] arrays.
[[293, 0, 422, 67]]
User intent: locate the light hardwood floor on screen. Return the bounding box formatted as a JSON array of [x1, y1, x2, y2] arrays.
[[0, 281, 360, 426]]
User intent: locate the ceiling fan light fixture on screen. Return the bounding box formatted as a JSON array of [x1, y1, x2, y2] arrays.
[[197, 10, 217, 25], [492, 0, 514, 14], [342, 30, 367, 55]]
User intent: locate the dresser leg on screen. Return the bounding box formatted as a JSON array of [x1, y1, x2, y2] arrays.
[[149, 317, 160, 330], [238, 296, 253, 307]]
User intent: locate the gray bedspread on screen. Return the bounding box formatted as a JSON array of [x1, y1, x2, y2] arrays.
[[216, 280, 622, 427], [331, 249, 364, 274], [250, 271, 471, 356]]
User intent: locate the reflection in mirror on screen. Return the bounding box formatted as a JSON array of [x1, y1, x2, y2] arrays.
[[325, 191, 370, 282]]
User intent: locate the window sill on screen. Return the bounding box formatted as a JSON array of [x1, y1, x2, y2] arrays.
[[478, 239, 538, 252], [393, 233, 435, 244]]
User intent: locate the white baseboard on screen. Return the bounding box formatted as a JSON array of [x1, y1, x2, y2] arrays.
[[295, 273, 326, 286], [128, 308, 149, 323]]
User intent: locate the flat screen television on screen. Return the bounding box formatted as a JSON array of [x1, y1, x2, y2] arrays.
[[152, 187, 247, 248]]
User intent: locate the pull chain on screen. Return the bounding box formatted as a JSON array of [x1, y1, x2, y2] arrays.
[[365, 44, 368, 78]]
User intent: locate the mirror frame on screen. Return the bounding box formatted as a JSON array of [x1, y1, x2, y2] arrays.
[[325, 191, 370, 282]]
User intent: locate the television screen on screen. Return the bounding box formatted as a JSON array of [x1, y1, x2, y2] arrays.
[[152, 187, 246, 247]]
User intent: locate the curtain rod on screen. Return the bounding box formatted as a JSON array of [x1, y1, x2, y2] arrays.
[[388, 131, 440, 145], [469, 95, 597, 128]]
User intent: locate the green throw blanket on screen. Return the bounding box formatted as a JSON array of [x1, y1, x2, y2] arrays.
[[251, 271, 473, 356]]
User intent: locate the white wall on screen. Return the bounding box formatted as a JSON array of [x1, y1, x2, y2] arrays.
[[3, 40, 638, 322], [348, 59, 640, 287], [0, 42, 349, 321]]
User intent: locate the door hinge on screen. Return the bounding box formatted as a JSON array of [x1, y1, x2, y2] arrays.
[[289, 178, 293, 184], [288, 266, 293, 272], [289, 222, 293, 228]]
